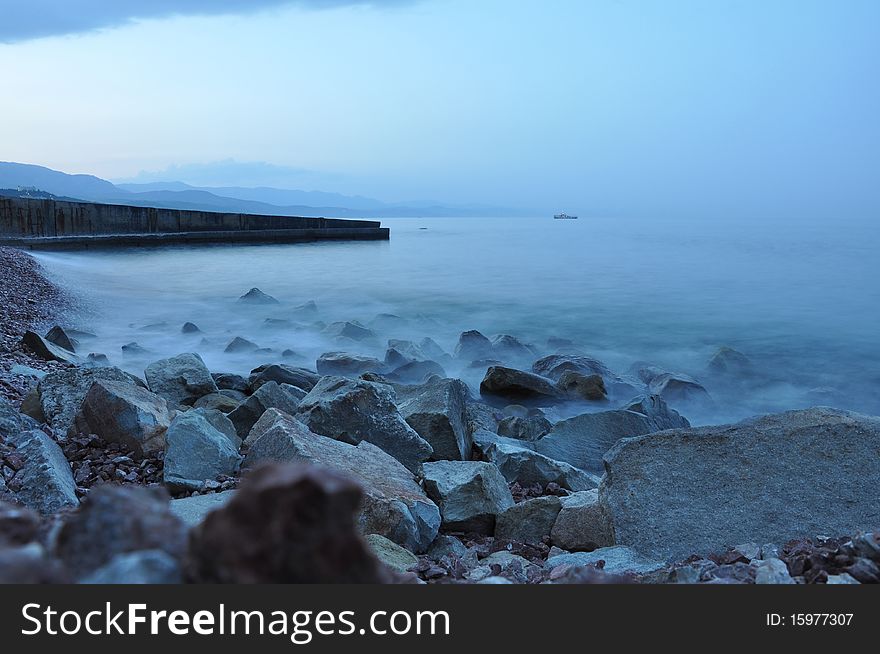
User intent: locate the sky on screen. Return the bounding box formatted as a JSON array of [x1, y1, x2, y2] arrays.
[[0, 0, 878, 217]]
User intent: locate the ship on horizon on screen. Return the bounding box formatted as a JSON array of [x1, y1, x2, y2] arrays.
[[553, 212, 578, 220]]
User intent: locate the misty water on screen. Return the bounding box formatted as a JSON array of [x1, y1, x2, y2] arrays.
[[32, 216, 880, 426]]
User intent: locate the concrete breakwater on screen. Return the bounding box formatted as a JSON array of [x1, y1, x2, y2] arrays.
[[0, 197, 389, 249]]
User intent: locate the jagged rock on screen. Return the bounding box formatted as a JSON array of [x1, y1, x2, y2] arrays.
[[80, 550, 183, 584], [85, 353, 109, 366], [474, 430, 599, 491], [546, 546, 665, 577], [45, 325, 77, 352], [532, 354, 612, 381], [480, 366, 563, 404], [491, 335, 537, 361], [600, 408, 880, 561], [36, 366, 146, 435], [316, 352, 385, 377], [647, 372, 711, 403], [387, 360, 447, 383], [145, 353, 218, 408], [73, 379, 172, 455], [18, 388, 44, 423], [550, 489, 614, 552], [181, 322, 201, 334], [187, 464, 394, 582], [20, 330, 78, 363], [169, 490, 236, 527], [454, 330, 493, 360], [296, 376, 432, 472], [422, 460, 514, 534], [622, 395, 691, 431], [193, 393, 239, 413], [212, 372, 249, 393], [0, 500, 40, 547], [384, 339, 427, 368], [395, 378, 471, 461], [323, 321, 376, 342], [238, 287, 279, 304], [225, 336, 260, 353], [557, 371, 607, 401], [227, 381, 301, 439], [754, 558, 795, 585], [1, 395, 31, 440], [248, 363, 320, 392], [707, 346, 752, 376], [496, 413, 552, 441], [365, 534, 418, 573], [495, 496, 562, 543], [244, 410, 439, 552], [419, 337, 449, 361], [533, 409, 658, 474], [466, 401, 501, 436], [427, 534, 469, 561], [163, 410, 242, 491], [8, 430, 78, 515], [54, 485, 187, 579]]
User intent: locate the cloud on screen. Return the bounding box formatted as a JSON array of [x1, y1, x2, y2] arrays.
[[0, 0, 414, 44]]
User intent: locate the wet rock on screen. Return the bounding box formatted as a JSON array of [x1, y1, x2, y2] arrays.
[[0, 500, 40, 547], [45, 325, 77, 352], [323, 321, 376, 342], [21, 330, 78, 363], [73, 379, 172, 456], [85, 353, 109, 366], [480, 366, 563, 404], [80, 550, 183, 584], [212, 372, 249, 393], [145, 353, 218, 408], [248, 363, 320, 392], [387, 360, 447, 383], [557, 371, 607, 401], [54, 484, 187, 579], [496, 413, 552, 441], [181, 322, 201, 334], [395, 378, 471, 461], [370, 313, 410, 332], [169, 490, 236, 527], [164, 410, 243, 491], [454, 330, 493, 360], [244, 410, 439, 552], [225, 336, 260, 353], [495, 496, 562, 543], [600, 407, 880, 562], [366, 534, 419, 573], [228, 381, 301, 439], [384, 339, 428, 368], [296, 376, 432, 472], [419, 337, 449, 361], [466, 401, 501, 436], [316, 352, 385, 377], [622, 395, 691, 431], [647, 372, 711, 404], [707, 346, 752, 376], [550, 489, 614, 552], [187, 463, 394, 583], [532, 354, 612, 381], [122, 342, 150, 357], [546, 546, 665, 577], [238, 287, 279, 304], [37, 366, 146, 435], [193, 393, 239, 413], [474, 431, 599, 492], [9, 430, 79, 515], [491, 334, 537, 361], [422, 460, 514, 534]]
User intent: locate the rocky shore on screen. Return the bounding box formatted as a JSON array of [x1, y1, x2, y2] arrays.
[[1, 247, 878, 585]]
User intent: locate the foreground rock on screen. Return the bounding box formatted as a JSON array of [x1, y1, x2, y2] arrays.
[[600, 407, 880, 562], [295, 376, 432, 472], [495, 496, 562, 543], [550, 489, 614, 552], [163, 409, 242, 491], [187, 464, 394, 583], [73, 380, 172, 456], [480, 366, 563, 404], [144, 353, 218, 408], [227, 381, 301, 439], [245, 409, 439, 552], [7, 430, 78, 515], [395, 378, 471, 460], [169, 490, 236, 527], [422, 460, 514, 534]]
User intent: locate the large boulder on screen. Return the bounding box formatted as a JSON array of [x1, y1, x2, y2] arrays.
[[36, 366, 146, 435], [496, 412, 552, 441], [186, 464, 393, 583], [480, 366, 563, 404], [387, 360, 447, 384], [622, 395, 691, 431], [163, 409, 242, 491], [227, 381, 301, 439], [422, 460, 514, 534], [20, 330, 79, 364], [316, 352, 385, 377], [323, 320, 376, 342], [394, 378, 471, 461], [647, 372, 711, 404], [556, 371, 607, 401], [454, 330, 493, 360], [600, 408, 880, 562], [72, 380, 172, 456], [532, 354, 612, 381], [491, 335, 537, 361], [495, 495, 562, 543], [550, 489, 614, 552], [7, 430, 78, 515], [45, 326, 77, 352], [244, 409, 439, 552], [248, 364, 320, 392], [144, 353, 218, 408], [295, 376, 432, 472]]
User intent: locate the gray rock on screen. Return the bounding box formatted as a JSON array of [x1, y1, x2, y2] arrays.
[[427, 534, 468, 560], [622, 395, 691, 431], [228, 381, 301, 439], [243, 410, 439, 552], [707, 346, 752, 376], [496, 413, 552, 441], [647, 372, 711, 404], [754, 558, 795, 585], [0, 543, 69, 583], [10, 364, 47, 379], [45, 325, 77, 352], [280, 383, 308, 402], [466, 401, 501, 436], [296, 376, 432, 472], [163, 410, 242, 491], [557, 371, 607, 401], [37, 366, 146, 435], [122, 342, 150, 357], [72, 379, 172, 455], [534, 409, 658, 474], [454, 330, 493, 360], [225, 336, 260, 353], [495, 496, 562, 543], [238, 287, 279, 304], [480, 366, 563, 404], [169, 490, 236, 527], [0, 395, 28, 440], [532, 354, 612, 381], [550, 489, 614, 552], [491, 334, 537, 361], [387, 360, 447, 383], [365, 534, 418, 573], [193, 393, 239, 413], [600, 407, 880, 562], [422, 460, 514, 534], [10, 430, 78, 515], [546, 546, 665, 577], [323, 321, 376, 342], [212, 372, 249, 393], [475, 431, 599, 491], [20, 330, 78, 364], [181, 322, 201, 334], [145, 353, 218, 408], [248, 364, 319, 392], [316, 352, 385, 376], [395, 378, 471, 461], [80, 550, 182, 584], [419, 337, 449, 361], [826, 573, 860, 585]]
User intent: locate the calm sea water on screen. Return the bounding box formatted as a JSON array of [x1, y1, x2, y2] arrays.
[[33, 216, 880, 425]]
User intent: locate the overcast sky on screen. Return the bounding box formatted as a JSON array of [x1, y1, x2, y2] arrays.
[[1, 0, 878, 217]]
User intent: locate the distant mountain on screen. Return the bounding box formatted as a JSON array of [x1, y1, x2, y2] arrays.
[[0, 161, 531, 218]]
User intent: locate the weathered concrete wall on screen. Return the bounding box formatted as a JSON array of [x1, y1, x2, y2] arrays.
[[0, 197, 384, 238]]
